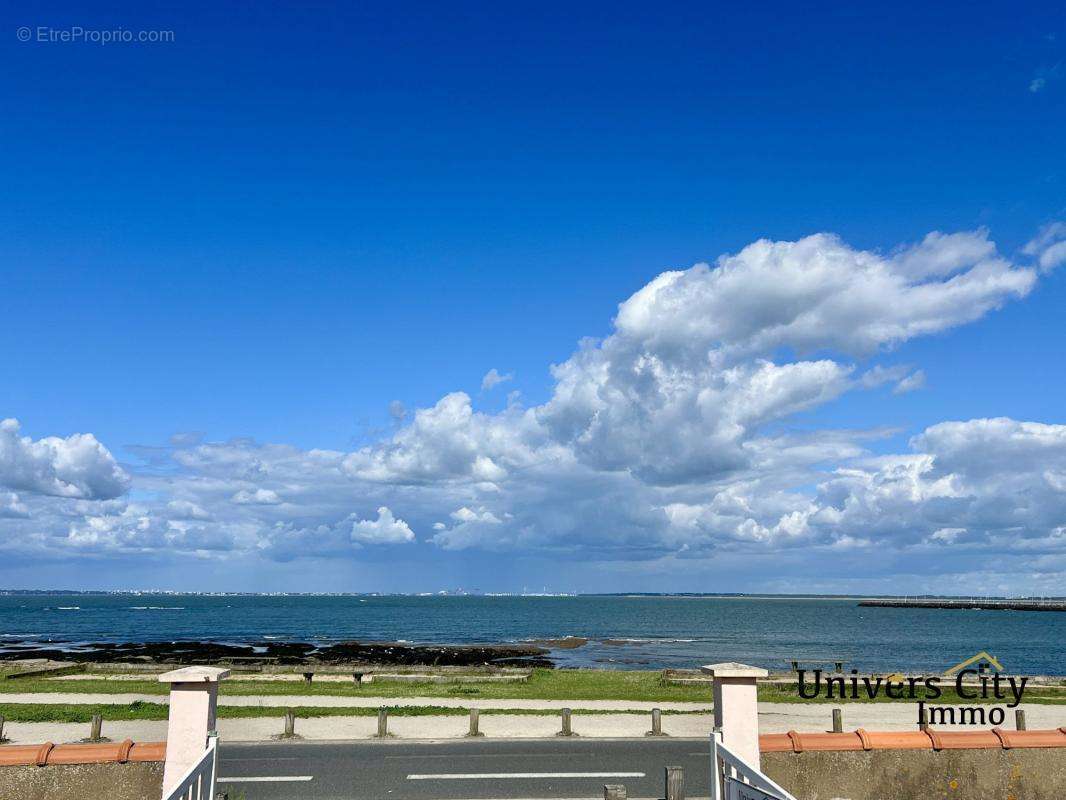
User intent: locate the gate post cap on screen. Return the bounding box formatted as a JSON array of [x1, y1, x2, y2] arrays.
[[700, 662, 768, 678], [158, 666, 231, 684]]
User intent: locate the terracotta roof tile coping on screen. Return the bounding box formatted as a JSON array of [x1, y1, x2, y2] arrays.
[[5, 728, 1066, 764], [760, 728, 1066, 753], [0, 740, 165, 767]]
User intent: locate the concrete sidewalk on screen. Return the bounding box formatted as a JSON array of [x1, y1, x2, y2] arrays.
[[0, 712, 710, 745], [0, 692, 711, 711], [3, 703, 1064, 745]]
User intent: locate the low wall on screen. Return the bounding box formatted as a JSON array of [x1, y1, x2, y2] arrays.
[[0, 762, 163, 800], [763, 748, 1066, 800], [0, 740, 166, 800]]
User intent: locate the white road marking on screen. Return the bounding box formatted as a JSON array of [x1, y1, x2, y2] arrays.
[[217, 776, 314, 783], [442, 796, 711, 800], [407, 772, 646, 780]]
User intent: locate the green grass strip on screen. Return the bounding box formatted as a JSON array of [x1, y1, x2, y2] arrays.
[[2, 667, 1064, 705], [0, 702, 711, 724], [1, 668, 710, 701]]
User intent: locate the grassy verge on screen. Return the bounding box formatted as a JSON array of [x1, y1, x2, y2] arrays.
[[0, 702, 705, 724], [1, 701, 170, 723], [2, 668, 1064, 705], [0, 669, 711, 702]]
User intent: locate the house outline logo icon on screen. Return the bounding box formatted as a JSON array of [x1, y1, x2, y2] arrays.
[[944, 651, 1003, 676]]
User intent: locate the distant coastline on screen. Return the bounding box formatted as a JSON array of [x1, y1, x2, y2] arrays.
[[2, 589, 1064, 601]]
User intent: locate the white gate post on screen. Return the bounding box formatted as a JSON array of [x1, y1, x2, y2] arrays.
[[159, 666, 230, 796], [701, 662, 766, 769]]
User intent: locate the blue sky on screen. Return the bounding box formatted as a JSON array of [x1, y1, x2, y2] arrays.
[[1, 2, 1065, 592]]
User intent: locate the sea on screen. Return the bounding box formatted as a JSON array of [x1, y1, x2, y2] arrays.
[[2, 594, 1065, 675]]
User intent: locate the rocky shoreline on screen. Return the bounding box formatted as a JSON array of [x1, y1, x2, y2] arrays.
[[0, 638, 553, 668]]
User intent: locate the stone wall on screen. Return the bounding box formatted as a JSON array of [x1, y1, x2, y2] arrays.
[[763, 748, 1066, 800]]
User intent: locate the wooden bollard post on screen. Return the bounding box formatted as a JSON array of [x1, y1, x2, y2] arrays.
[[1016, 709, 1027, 731], [918, 706, 929, 731], [467, 708, 483, 737], [646, 707, 666, 736], [558, 707, 574, 736], [604, 784, 627, 800], [832, 708, 843, 733], [89, 714, 104, 742], [283, 709, 296, 738], [376, 707, 389, 738], [665, 766, 684, 800]]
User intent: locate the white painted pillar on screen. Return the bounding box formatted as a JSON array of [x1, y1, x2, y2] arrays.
[[159, 666, 230, 796], [701, 662, 767, 768]]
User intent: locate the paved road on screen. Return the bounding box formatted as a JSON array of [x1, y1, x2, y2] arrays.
[[217, 738, 713, 800]]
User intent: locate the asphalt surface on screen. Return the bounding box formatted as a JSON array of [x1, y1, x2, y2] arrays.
[[217, 738, 714, 800]]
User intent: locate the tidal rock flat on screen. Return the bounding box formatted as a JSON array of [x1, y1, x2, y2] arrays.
[[0, 638, 553, 668]]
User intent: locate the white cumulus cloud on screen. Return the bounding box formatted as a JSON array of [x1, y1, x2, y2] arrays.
[[893, 370, 926, 394], [232, 488, 282, 505], [0, 418, 129, 500], [0, 492, 29, 518], [3, 226, 1062, 591], [350, 506, 415, 545], [1023, 221, 1066, 273], [481, 368, 514, 391]]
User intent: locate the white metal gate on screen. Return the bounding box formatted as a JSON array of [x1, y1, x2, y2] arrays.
[[163, 732, 218, 800], [710, 733, 797, 800]]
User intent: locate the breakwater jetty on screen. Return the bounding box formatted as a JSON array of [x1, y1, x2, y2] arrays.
[[859, 598, 1066, 612]]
